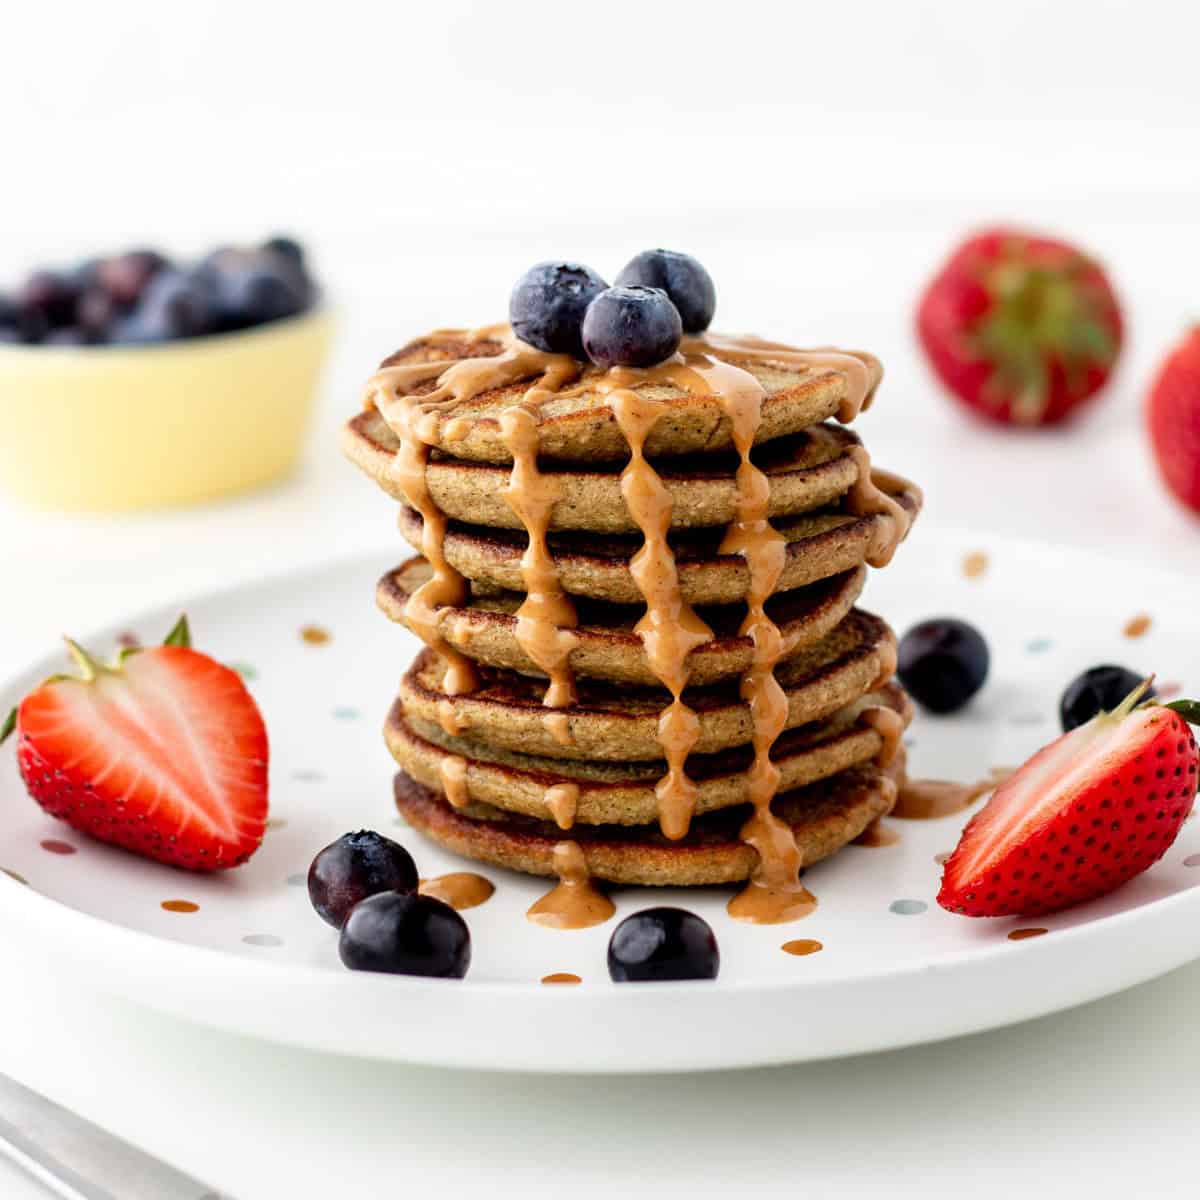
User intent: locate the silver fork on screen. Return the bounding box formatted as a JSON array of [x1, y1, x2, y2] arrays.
[[0, 1071, 227, 1200]]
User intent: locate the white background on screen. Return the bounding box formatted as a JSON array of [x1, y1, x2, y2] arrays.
[[2, 2, 1200, 1197]]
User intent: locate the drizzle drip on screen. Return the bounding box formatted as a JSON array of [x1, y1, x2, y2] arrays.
[[526, 841, 615, 930], [544, 711, 573, 747], [500, 395, 582, 708], [860, 705, 905, 768], [419, 872, 495, 910], [605, 372, 714, 840], [437, 698, 465, 736], [893, 768, 1014, 819], [545, 782, 580, 831], [439, 755, 470, 810], [843, 447, 915, 568]]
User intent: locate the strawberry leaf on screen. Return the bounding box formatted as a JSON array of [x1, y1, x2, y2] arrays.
[[0, 707, 15, 745], [1165, 699, 1200, 726], [163, 615, 191, 649]]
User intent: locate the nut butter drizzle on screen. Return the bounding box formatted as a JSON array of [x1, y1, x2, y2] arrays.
[[369, 325, 888, 924], [602, 365, 716, 841], [526, 841, 614, 929], [697, 357, 814, 924]]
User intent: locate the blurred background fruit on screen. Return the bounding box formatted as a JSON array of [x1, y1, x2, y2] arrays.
[[1147, 327, 1200, 514], [0, 236, 331, 511]]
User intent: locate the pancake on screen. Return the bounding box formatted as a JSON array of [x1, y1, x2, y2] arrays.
[[392, 757, 901, 886], [366, 332, 882, 464], [399, 610, 895, 761], [377, 559, 867, 687], [397, 479, 922, 606], [386, 683, 911, 826], [343, 409, 864, 533]]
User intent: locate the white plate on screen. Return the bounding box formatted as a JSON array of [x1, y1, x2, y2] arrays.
[[1, 532, 1198, 1073]]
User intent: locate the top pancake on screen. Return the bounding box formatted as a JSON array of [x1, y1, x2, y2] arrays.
[[364, 332, 881, 464], [343, 409, 864, 533]]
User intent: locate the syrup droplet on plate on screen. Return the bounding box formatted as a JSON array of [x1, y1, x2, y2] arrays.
[[541, 972, 582, 985], [161, 899, 199, 914], [300, 624, 331, 645], [962, 551, 988, 579], [1123, 613, 1151, 639], [1007, 927, 1048, 941], [781, 939, 823, 956], [40, 839, 77, 856]]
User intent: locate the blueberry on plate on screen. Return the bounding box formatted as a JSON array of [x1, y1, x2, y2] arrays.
[[615, 249, 716, 334], [582, 285, 683, 369], [897, 617, 990, 714], [308, 829, 419, 928], [509, 260, 607, 358], [1060, 665, 1155, 732], [339, 891, 470, 978], [607, 907, 719, 982], [113, 269, 217, 344]]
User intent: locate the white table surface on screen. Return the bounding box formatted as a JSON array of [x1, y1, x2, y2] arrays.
[[2, 224, 1199, 1199]]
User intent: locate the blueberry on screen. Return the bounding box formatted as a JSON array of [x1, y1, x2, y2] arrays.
[[199, 248, 309, 331], [897, 618, 990, 714], [18, 269, 77, 328], [1, 291, 47, 343], [262, 235, 305, 267], [338, 891, 470, 978], [97, 250, 168, 307], [607, 907, 719, 982], [1060, 665, 1154, 732], [509, 261, 607, 357], [76, 288, 119, 341], [44, 327, 90, 346], [581, 285, 683, 369], [307, 829, 418, 928], [113, 269, 216, 344], [615, 249, 716, 334]]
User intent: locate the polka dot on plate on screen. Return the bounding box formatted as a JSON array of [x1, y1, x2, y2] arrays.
[[286, 872, 307, 887], [242, 934, 284, 948], [40, 839, 76, 856], [541, 973, 582, 985], [1008, 927, 1048, 941], [889, 899, 928, 915], [291, 768, 325, 782], [332, 706, 361, 721], [1026, 637, 1053, 654], [161, 899, 199, 914], [1183, 853, 1200, 868], [301, 624, 332, 645]]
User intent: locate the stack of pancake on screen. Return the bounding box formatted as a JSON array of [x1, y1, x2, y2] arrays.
[[342, 326, 921, 924]]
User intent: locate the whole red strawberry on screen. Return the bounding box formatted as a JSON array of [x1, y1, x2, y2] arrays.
[[917, 227, 1123, 425], [939, 681, 1199, 918], [1147, 327, 1200, 513], [1, 617, 269, 872]]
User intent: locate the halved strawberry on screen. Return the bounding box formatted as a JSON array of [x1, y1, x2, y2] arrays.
[[939, 682, 1199, 917], [1, 617, 268, 872]]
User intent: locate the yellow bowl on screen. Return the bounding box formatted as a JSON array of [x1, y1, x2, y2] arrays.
[[0, 309, 334, 512]]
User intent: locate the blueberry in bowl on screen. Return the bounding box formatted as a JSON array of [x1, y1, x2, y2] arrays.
[[0, 235, 332, 511]]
